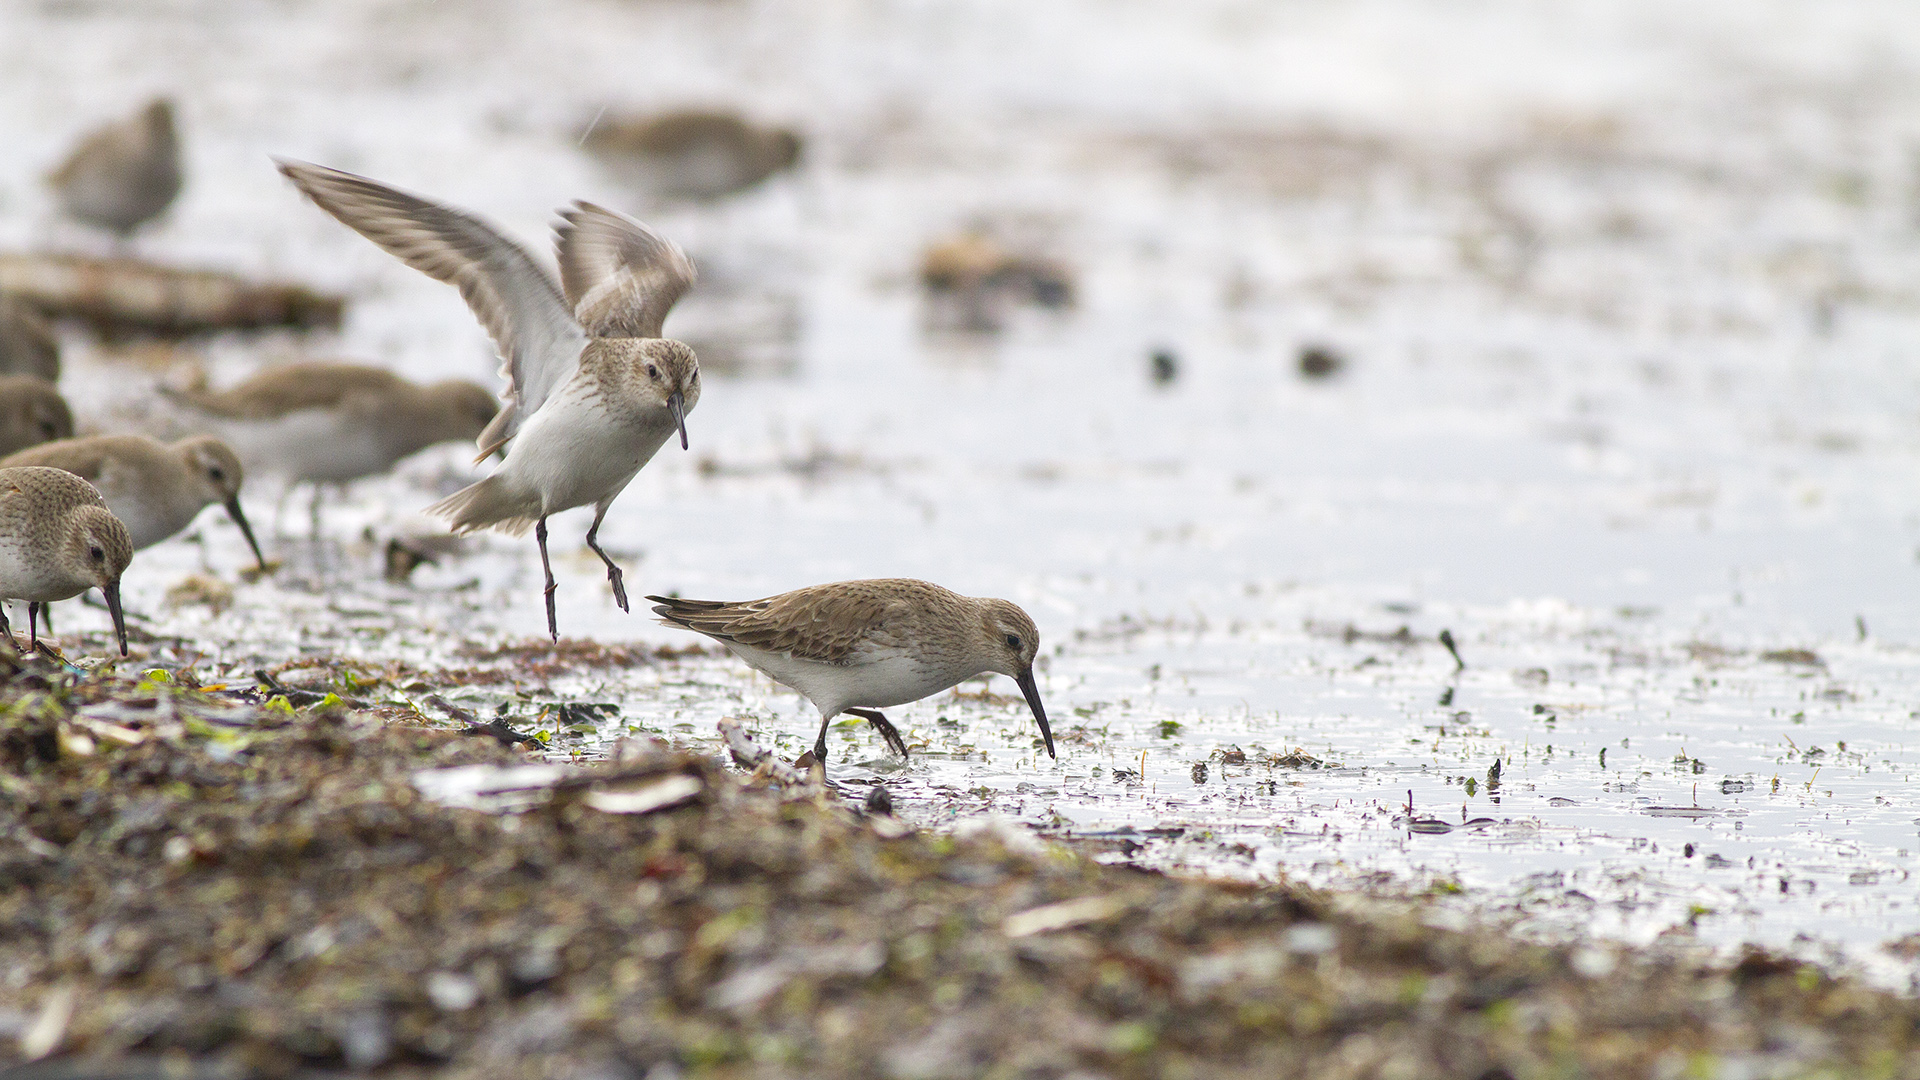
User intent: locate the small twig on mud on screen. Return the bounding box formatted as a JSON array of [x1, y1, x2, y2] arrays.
[[254, 669, 366, 709], [425, 694, 542, 747]]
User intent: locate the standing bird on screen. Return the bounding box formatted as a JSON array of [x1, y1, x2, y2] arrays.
[[164, 362, 496, 502], [276, 161, 700, 640], [47, 98, 183, 240], [0, 376, 74, 457], [0, 466, 131, 655], [0, 434, 265, 570], [580, 110, 801, 200], [650, 579, 1055, 766]]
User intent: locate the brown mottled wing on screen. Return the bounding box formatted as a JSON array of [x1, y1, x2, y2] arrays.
[[275, 160, 586, 450], [166, 363, 409, 420], [554, 202, 695, 339], [648, 584, 904, 665]]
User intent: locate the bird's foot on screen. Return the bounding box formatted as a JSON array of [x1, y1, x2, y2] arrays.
[[606, 564, 629, 613], [846, 707, 910, 761]]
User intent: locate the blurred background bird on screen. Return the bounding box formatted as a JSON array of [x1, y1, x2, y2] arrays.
[[46, 97, 183, 241], [580, 109, 801, 201]]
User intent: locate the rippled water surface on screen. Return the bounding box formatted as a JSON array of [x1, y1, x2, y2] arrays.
[[6, 0, 1920, 985]]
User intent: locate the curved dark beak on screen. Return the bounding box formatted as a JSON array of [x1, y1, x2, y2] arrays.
[[1016, 667, 1055, 759], [667, 391, 688, 450], [224, 497, 266, 572], [102, 579, 128, 657]]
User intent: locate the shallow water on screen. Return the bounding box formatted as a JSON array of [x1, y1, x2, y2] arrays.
[[6, 0, 1920, 986]]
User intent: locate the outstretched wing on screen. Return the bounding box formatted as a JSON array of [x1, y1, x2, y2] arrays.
[[275, 160, 585, 452], [554, 201, 696, 339]]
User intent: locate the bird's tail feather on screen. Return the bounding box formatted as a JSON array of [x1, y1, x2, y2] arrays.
[[426, 476, 538, 537]]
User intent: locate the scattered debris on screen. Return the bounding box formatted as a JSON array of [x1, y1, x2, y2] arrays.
[[1261, 748, 1330, 769], [161, 573, 233, 615], [1760, 648, 1824, 668], [1150, 347, 1179, 385], [1297, 343, 1345, 379], [383, 535, 460, 583], [0, 253, 343, 337], [920, 234, 1074, 333], [1304, 620, 1419, 646]]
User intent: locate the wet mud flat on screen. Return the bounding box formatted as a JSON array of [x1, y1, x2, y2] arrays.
[[5, 652, 1920, 1080]]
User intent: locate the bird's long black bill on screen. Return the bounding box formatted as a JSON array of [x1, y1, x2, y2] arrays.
[[224, 497, 267, 571], [1016, 667, 1055, 759], [668, 392, 689, 450], [102, 580, 128, 657]]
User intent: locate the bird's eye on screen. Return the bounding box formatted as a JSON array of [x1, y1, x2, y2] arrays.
[[40, 423, 56, 438], [1005, 634, 1022, 651], [646, 365, 661, 379], [89, 545, 104, 562], [209, 468, 225, 482]]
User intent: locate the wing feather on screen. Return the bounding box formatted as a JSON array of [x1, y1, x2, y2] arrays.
[[649, 585, 909, 665], [555, 202, 696, 339], [275, 160, 585, 450]]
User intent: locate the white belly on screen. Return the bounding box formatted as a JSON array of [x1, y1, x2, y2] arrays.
[[499, 390, 676, 516], [208, 410, 411, 484], [0, 537, 88, 602], [725, 641, 970, 718]]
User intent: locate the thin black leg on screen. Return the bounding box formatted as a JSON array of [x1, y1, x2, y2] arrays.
[[28, 602, 39, 648], [39, 601, 51, 637], [535, 516, 558, 641], [1, 603, 15, 649], [846, 707, 910, 760], [584, 505, 628, 613], [812, 713, 832, 764]]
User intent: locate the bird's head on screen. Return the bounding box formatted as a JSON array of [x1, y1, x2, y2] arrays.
[[65, 506, 133, 655], [977, 598, 1054, 759], [636, 339, 700, 450]]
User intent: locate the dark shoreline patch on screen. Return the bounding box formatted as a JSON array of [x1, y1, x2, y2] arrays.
[[2, 653, 1918, 1078]]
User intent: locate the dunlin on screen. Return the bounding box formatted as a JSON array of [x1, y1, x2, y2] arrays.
[[581, 109, 801, 200], [0, 466, 132, 655], [0, 434, 265, 570], [277, 161, 700, 640], [165, 361, 496, 488], [650, 579, 1055, 765], [0, 296, 60, 382], [0, 375, 74, 457], [47, 98, 182, 239]]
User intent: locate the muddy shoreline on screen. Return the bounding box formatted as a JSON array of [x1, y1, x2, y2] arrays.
[[4, 649, 1917, 1079]]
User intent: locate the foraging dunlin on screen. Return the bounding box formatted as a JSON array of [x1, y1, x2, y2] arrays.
[[0, 375, 74, 457], [0, 466, 132, 654], [0, 296, 60, 382], [277, 161, 700, 640], [650, 579, 1055, 765], [0, 434, 265, 570], [165, 362, 497, 487], [581, 109, 801, 200], [47, 98, 182, 239]]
